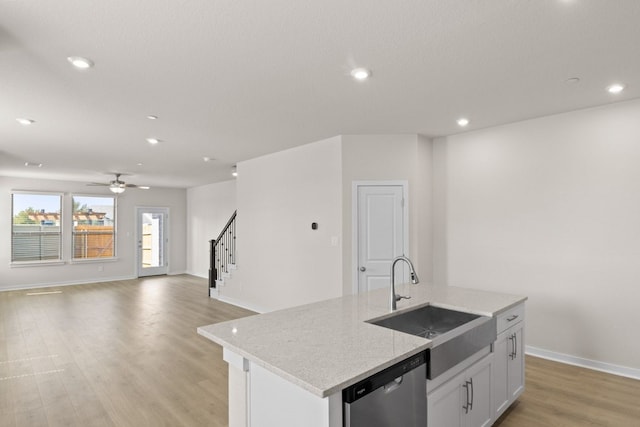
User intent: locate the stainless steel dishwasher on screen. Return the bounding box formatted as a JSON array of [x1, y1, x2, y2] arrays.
[[343, 352, 427, 427]]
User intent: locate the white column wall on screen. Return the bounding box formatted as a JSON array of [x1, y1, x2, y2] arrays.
[[225, 137, 343, 312]]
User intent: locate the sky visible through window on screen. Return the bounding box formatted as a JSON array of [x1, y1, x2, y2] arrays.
[[13, 195, 114, 216], [73, 196, 114, 210], [12, 194, 61, 214]]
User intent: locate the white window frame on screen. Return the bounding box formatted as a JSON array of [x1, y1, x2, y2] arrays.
[[10, 190, 64, 266], [70, 194, 118, 262]]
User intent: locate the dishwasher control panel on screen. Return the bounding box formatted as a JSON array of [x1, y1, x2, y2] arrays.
[[343, 351, 426, 403]]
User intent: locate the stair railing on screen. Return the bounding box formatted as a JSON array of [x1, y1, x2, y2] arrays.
[[210, 210, 237, 291]]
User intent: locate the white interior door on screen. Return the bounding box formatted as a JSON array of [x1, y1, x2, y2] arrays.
[[137, 207, 169, 277], [355, 183, 407, 293]]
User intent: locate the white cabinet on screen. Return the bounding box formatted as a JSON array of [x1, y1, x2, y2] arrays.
[[428, 354, 493, 427], [492, 304, 525, 420]]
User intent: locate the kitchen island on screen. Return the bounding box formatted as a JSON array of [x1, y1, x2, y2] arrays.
[[198, 284, 526, 427]]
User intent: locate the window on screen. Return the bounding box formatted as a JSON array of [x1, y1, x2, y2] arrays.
[[11, 193, 63, 262], [72, 196, 116, 259]]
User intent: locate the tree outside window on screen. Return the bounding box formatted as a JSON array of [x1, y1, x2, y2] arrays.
[[11, 193, 62, 262]]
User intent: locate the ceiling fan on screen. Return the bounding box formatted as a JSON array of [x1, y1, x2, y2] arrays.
[[88, 173, 149, 194]]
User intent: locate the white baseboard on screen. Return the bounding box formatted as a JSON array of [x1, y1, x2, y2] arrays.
[[215, 294, 267, 314], [168, 270, 187, 276], [0, 275, 137, 292], [187, 271, 208, 279], [526, 345, 640, 380]]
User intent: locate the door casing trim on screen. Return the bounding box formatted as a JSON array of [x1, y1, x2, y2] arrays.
[[135, 206, 170, 277], [351, 180, 409, 295]]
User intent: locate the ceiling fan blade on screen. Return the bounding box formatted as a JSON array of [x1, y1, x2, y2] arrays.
[[87, 183, 109, 186], [124, 183, 138, 188]]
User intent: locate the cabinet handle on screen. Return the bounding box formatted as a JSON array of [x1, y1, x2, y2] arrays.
[[506, 314, 519, 322], [514, 333, 518, 359], [510, 334, 514, 360], [508, 334, 515, 360], [469, 377, 474, 411], [462, 381, 471, 414]]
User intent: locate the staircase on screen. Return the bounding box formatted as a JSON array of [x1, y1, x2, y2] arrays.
[[209, 210, 237, 297]]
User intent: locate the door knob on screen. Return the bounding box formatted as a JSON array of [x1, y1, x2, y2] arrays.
[[359, 267, 366, 272]]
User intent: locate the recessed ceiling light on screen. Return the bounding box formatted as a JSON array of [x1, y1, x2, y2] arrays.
[[16, 118, 35, 126], [457, 118, 470, 127], [147, 115, 158, 120], [138, 186, 150, 190], [24, 162, 43, 168], [231, 165, 238, 177], [67, 56, 94, 70], [137, 162, 143, 166], [203, 157, 211, 162], [350, 68, 371, 81], [607, 83, 625, 94], [146, 138, 160, 145], [565, 77, 581, 85]]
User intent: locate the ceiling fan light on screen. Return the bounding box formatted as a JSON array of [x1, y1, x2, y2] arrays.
[[109, 183, 126, 194]]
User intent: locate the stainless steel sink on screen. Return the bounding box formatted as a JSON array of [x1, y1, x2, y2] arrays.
[[368, 305, 496, 379]]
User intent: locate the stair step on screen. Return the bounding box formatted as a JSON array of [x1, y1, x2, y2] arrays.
[[228, 263, 237, 270]]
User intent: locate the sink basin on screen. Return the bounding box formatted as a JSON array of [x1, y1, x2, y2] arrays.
[[368, 305, 496, 379], [369, 305, 481, 339]]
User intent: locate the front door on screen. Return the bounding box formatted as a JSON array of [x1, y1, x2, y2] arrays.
[[355, 183, 407, 293], [137, 207, 169, 277]]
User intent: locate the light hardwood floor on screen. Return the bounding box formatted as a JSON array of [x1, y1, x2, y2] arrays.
[[495, 355, 640, 427], [1, 275, 639, 426], [0, 275, 253, 427]]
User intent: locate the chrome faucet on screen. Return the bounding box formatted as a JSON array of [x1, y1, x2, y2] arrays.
[[390, 256, 420, 311]]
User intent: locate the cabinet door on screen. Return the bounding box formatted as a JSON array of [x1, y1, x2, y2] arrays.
[[508, 325, 525, 400], [428, 372, 464, 427], [464, 356, 493, 427], [493, 331, 510, 418]]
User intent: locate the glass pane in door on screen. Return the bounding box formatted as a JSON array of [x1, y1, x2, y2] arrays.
[[141, 212, 164, 269]]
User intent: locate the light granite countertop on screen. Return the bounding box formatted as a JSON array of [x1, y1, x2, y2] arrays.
[[197, 284, 526, 398]]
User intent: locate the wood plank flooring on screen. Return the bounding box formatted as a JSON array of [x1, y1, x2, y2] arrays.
[[495, 355, 640, 427], [1, 275, 639, 426], [0, 275, 253, 427]]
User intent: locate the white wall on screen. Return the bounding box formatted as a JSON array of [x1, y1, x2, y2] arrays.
[[434, 98, 640, 371], [225, 137, 343, 312], [1, 176, 187, 290], [341, 134, 433, 294], [186, 180, 237, 278]]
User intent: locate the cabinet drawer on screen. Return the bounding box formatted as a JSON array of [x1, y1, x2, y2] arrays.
[[496, 303, 525, 333]]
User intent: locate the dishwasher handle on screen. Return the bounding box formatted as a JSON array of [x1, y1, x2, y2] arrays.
[[383, 376, 404, 393]]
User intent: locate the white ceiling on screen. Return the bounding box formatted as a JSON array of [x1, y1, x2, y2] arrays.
[[1, 0, 639, 188]]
